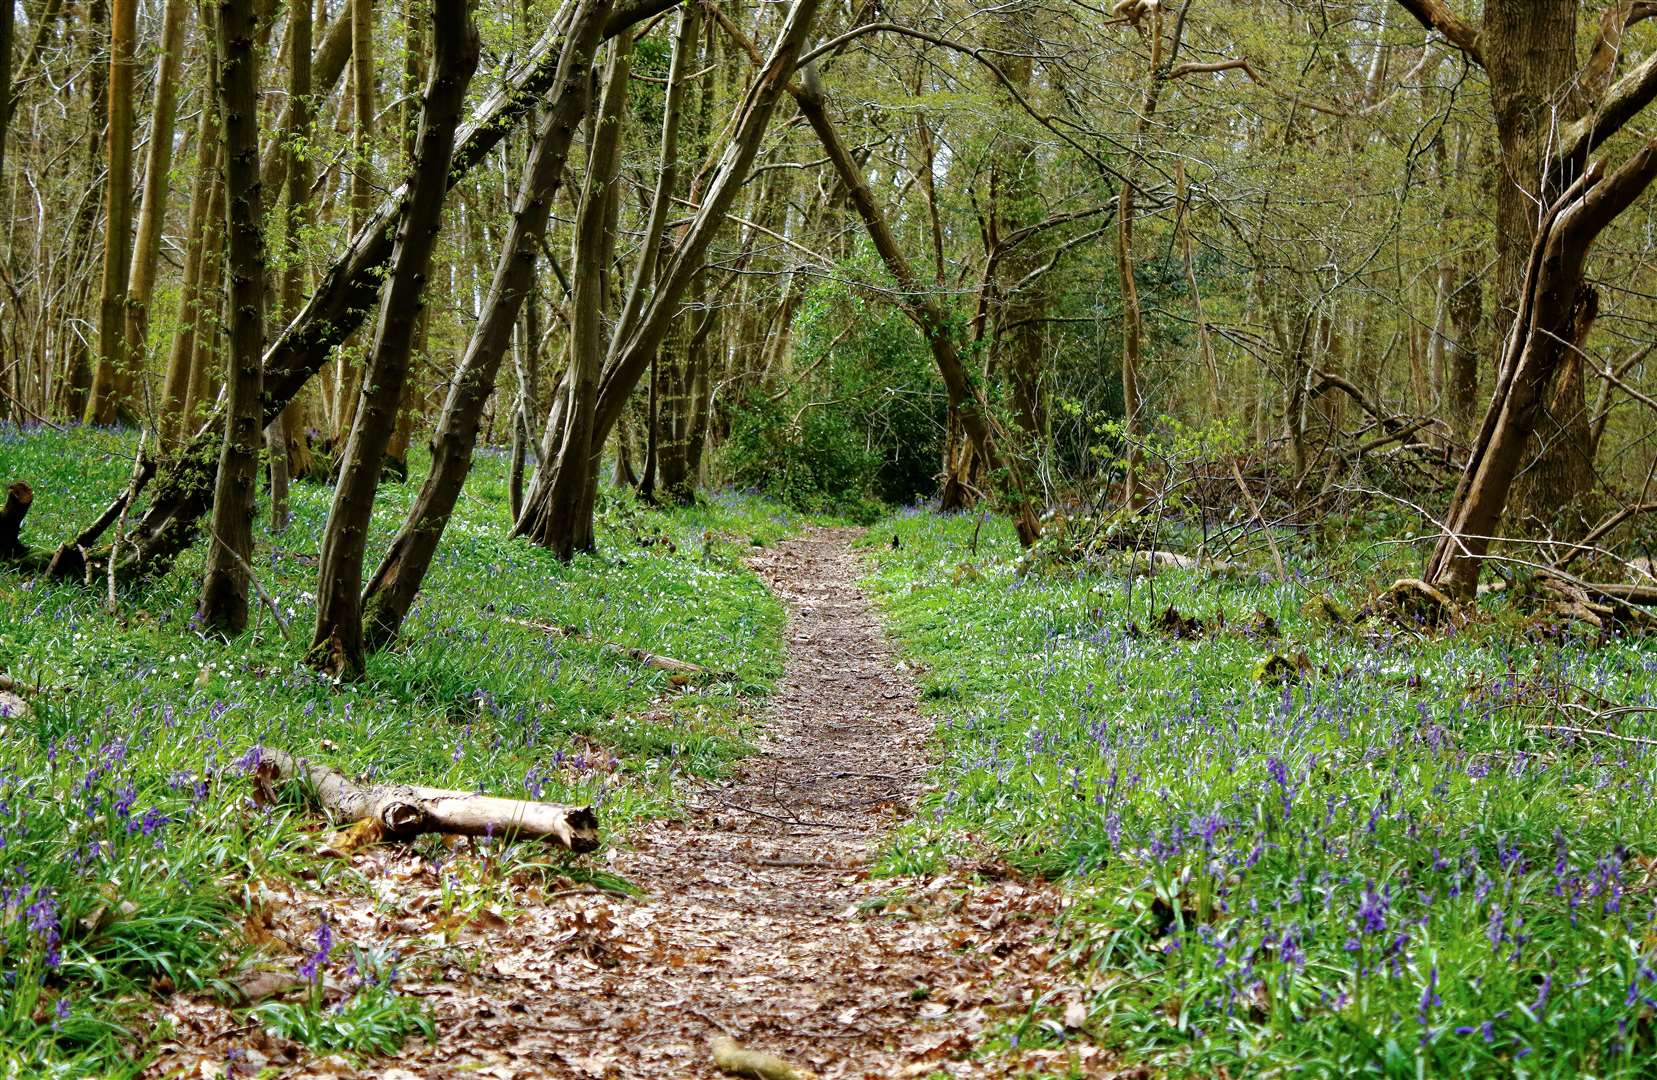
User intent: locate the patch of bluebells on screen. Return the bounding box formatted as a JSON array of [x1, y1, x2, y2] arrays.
[[878, 523, 1657, 1071]]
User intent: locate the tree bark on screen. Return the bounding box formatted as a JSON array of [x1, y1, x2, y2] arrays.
[[1428, 147, 1657, 597], [360, 0, 614, 648], [121, 0, 190, 400], [521, 0, 822, 554], [159, 45, 221, 448], [86, 0, 138, 426], [0, 0, 14, 197], [268, 0, 314, 531], [310, 0, 479, 678], [517, 36, 630, 561], [198, 0, 267, 635], [53, 0, 108, 421], [332, 0, 375, 442]]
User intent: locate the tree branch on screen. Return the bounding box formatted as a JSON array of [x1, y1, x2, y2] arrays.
[[1395, 0, 1483, 67]]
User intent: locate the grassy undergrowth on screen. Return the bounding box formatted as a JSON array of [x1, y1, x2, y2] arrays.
[[0, 424, 794, 1075], [864, 509, 1657, 1077]]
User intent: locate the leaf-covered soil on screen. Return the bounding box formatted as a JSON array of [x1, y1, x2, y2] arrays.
[[147, 528, 1102, 1078]]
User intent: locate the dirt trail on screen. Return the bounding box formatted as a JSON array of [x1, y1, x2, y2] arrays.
[[152, 528, 1077, 1079], [411, 526, 1068, 1079]]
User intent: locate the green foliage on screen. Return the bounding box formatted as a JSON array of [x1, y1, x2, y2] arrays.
[[253, 959, 435, 1056], [0, 424, 789, 1074], [864, 509, 1657, 1076], [721, 261, 947, 518]]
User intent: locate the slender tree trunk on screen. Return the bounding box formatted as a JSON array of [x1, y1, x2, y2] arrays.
[[520, 36, 630, 561], [310, 0, 478, 678], [122, 0, 189, 404], [57, 0, 109, 420], [160, 89, 221, 448], [268, 0, 314, 530], [182, 172, 227, 435], [332, 0, 374, 442], [0, 0, 14, 190], [86, 0, 136, 425], [198, 0, 267, 634], [360, 0, 612, 647]]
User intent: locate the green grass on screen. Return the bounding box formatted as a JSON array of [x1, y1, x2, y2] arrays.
[[0, 423, 797, 1075], [863, 508, 1657, 1077]]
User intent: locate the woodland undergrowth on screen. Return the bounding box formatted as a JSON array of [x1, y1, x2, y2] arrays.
[[0, 424, 790, 1075], [864, 509, 1657, 1077]]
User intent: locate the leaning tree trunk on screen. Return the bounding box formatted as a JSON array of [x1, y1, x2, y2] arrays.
[[92, 0, 672, 584], [85, 0, 137, 426], [360, 0, 613, 649], [310, 0, 479, 679], [198, 0, 267, 635], [1427, 149, 1657, 598], [1484, 0, 1588, 516], [523, 0, 822, 554], [517, 36, 630, 561], [794, 64, 1040, 546]]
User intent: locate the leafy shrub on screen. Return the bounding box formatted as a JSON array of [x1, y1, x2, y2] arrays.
[[718, 254, 947, 518]]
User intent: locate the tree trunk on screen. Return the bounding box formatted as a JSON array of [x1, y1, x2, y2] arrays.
[[85, 0, 137, 426], [198, 0, 267, 635], [159, 57, 220, 448], [310, 0, 478, 678], [0, 0, 14, 195], [121, 0, 190, 401], [1428, 148, 1657, 597], [523, 0, 822, 553], [55, 0, 106, 421], [182, 173, 227, 435], [331, 0, 375, 443], [1484, 0, 1590, 513], [268, 0, 313, 530], [517, 37, 631, 561], [360, 0, 613, 648]]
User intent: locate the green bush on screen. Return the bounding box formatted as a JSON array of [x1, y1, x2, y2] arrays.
[[718, 260, 948, 517]]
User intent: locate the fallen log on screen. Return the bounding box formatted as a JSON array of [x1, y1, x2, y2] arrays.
[[710, 1036, 818, 1080], [502, 615, 710, 677], [0, 481, 31, 561], [1125, 549, 1242, 576], [250, 748, 599, 852], [1575, 580, 1657, 605]]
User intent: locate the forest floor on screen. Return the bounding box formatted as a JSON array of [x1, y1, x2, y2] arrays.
[[150, 528, 1103, 1079]]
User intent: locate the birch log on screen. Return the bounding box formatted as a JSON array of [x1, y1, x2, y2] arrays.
[[251, 748, 600, 851]]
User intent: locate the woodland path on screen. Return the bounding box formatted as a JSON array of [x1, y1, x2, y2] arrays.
[[152, 529, 1080, 1079]]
